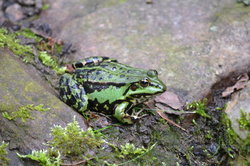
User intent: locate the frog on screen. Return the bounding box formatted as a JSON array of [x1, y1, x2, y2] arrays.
[[59, 56, 166, 124]]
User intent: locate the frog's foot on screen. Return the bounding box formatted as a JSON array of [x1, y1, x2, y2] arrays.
[[59, 73, 88, 112], [114, 102, 134, 124], [130, 109, 148, 120]]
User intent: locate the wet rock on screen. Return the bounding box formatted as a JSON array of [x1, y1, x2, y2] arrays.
[[225, 82, 250, 140], [0, 49, 87, 165], [5, 3, 25, 22]]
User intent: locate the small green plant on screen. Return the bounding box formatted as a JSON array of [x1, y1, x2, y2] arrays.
[[187, 99, 211, 118], [2, 104, 49, 122], [238, 109, 250, 130], [49, 118, 103, 159], [118, 143, 147, 159], [0, 142, 9, 166], [115, 143, 156, 165], [18, 149, 61, 166]]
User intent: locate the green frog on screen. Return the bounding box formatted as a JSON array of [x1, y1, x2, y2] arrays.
[[59, 56, 166, 124]]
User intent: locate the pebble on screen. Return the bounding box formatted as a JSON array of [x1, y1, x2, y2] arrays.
[[17, 0, 36, 6], [5, 4, 25, 22]]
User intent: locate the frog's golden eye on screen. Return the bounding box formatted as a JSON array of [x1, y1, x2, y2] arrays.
[[140, 79, 149, 87]]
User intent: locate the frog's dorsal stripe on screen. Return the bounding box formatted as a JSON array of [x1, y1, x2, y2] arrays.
[[73, 56, 118, 68], [74, 64, 147, 84]]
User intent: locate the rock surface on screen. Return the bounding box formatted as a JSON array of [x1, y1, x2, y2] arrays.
[[5, 3, 25, 22], [0, 49, 87, 165], [225, 82, 250, 140], [37, 0, 250, 103]]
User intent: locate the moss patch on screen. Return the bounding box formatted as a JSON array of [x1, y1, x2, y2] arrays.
[[2, 104, 49, 122], [0, 28, 33, 63], [18, 118, 156, 165], [238, 109, 250, 130], [0, 142, 9, 166]]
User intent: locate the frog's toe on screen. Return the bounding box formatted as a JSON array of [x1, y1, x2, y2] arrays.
[[119, 115, 134, 124]]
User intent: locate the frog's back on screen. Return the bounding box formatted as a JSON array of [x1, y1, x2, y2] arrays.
[[74, 62, 147, 84]]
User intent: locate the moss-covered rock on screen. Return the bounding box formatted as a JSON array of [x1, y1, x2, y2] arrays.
[[224, 83, 250, 164], [0, 49, 87, 165]]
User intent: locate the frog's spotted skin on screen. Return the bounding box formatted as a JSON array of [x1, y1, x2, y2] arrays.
[[59, 56, 166, 124]]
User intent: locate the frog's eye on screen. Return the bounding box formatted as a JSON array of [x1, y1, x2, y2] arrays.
[[140, 79, 149, 87], [74, 62, 84, 68], [147, 70, 158, 77]]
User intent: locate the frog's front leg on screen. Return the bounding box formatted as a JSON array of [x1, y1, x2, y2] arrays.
[[59, 73, 88, 113], [113, 102, 134, 124]]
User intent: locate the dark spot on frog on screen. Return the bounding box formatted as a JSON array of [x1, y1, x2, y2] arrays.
[[91, 75, 96, 80], [99, 77, 103, 81], [112, 66, 117, 71], [108, 74, 113, 79], [79, 74, 88, 79], [127, 70, 131, 73], [96, 71, 101, 75], [100, 64, 109, 68], [120, 75, 125, 78]]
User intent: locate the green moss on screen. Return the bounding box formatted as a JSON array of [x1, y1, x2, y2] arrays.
[[187, 99, 211, 119], [16, 28, 42, 42], [242, 133, 250, 154], [18, 149, 61, 166], [221, 112, 239, 145], [0, 28, 66, 74], [0, 28, 33, 63], [114, 143, 156, 166], [102, 0, 127, 7], [0, 142, 9, 166], [2, 104, 49, 122], [212, 2, 250, 25], [19, 118, 156, 165], [42, 4, 50, 10], [39, 51, 66, 74], [238, 109, 250, 130], [117, 143, 147, 158], [49, 119, 103, 159], [220, 112, 250, 161]]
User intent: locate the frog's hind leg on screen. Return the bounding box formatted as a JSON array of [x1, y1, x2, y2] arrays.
[[72, 56, 118, 68], [59, 73, 88, 113]]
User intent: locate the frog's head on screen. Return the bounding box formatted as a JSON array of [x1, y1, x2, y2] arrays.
[[126, 70, 166, 99]]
